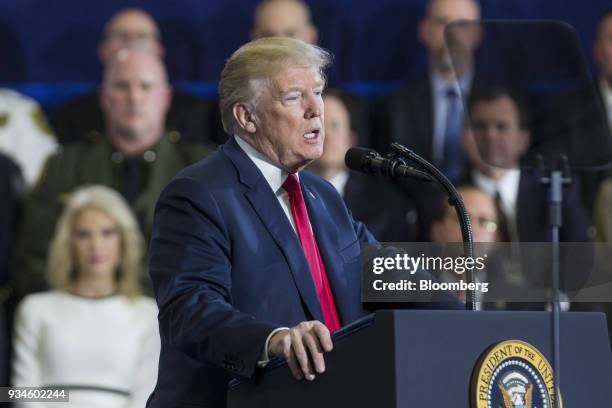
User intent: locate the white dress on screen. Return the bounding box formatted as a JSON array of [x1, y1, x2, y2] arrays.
[[12, 291, 160, 408]]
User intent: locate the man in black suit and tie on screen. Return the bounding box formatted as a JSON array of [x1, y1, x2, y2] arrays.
[[461, 83, 590, 243], [309, 89, 419, 242], [373, 0, 481, 183]]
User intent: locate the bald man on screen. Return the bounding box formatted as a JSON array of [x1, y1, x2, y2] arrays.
[[49, 8, 216, 146], [12, 49, 211, 301], [251, 0, 318, 44]]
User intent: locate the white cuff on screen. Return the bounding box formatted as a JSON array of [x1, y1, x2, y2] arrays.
[[257, 327, 290, 368]]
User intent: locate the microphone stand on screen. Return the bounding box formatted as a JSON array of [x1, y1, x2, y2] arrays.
[[537, 154, 570, 408], [389, 143, 477, 311]]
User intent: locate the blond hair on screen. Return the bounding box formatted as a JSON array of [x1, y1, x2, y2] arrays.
[[218, 36, 332, 134], [47, 185, 143, 299]]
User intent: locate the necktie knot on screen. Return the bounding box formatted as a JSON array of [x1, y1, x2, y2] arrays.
[[282, 173, 301, 196], [445, 86, 459, 99]]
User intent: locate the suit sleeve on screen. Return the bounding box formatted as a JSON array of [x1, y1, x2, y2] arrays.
[[12, 153, 67, 299], [149, 177, 277, 379]]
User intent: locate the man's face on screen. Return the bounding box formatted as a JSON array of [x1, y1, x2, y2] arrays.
[[464, 95, 530, 172], [418, 0, 480, 74], [99, 10, 162, 63], [594, 16, 612, 82], [251, 65, 325, 172], [100, 52, 170, 141], [318, 95, 354, 170], [431, 189, 499, 243], [252, 0, 317, 44]]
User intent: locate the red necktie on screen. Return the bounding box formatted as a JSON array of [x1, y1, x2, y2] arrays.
[[282, 173, 341, 332]]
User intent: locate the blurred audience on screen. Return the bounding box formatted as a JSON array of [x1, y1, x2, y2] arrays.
[[309, 90, 419, 242], [49, 8, 217, 146], [251, 0, 318, 43], [595, 178, 612, 241], [594, 9, 612, 130], [430, 184, 499, 244], [462, 83, 590, 243], [0, 89, 57, 186], [373, 0, 481, 183], [429, 184, 499, 303], [12, 185, 159, 406], [0, 152, 23, 386], [12, 49, 210, 300]]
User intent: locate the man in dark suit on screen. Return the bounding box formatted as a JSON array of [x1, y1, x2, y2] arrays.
[[147, 37, 383, 407], [461, 84, 590, 243], [0, 153, 23, 386], [373, 0, 481, 183], [49, 8, 216, 146], [309, 89, 419, 242]]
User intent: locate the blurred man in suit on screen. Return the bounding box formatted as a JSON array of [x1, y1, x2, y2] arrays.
[[309, 89, 418, 242], [49, 8, 216, 146], [462, 83, 590, 243], [594, 9, 612, 130], [0, 153, 23, 385], [12, 50, 210, 301], [147, 37, 382, 407], [374, 0, 481, 183]]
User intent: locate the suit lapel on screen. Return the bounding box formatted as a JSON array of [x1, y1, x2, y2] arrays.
[[223, 138, 324, 322], [301, 179, 357, 325]]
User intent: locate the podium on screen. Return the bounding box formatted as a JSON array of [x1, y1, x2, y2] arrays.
[[228, 310, 612, 407]]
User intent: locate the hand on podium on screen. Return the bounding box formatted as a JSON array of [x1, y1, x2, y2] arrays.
[[268, 321, 334, 381]]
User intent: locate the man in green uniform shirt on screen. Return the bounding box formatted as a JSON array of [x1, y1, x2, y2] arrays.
[[12, 49, 211, 299]]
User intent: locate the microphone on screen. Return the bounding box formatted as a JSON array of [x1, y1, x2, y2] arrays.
[[345, 147, 434, 182]]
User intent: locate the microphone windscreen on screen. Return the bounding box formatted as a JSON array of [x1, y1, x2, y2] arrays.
[[345, 147, 376, 172]]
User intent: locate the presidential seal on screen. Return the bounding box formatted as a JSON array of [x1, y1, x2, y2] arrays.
[[471, 340, 562, 408]]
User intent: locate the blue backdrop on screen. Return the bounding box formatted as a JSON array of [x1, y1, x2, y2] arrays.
[[1, 0, 610, 97]]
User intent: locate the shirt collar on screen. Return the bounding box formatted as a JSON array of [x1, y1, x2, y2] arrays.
[[328, 169, 350, 196], [472, 168, 521, 210], [234, 135, 291, 193], [599, 78, 612, 105]]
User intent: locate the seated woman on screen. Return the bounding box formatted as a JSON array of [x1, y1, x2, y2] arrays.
[[12, 185, 159, 407]]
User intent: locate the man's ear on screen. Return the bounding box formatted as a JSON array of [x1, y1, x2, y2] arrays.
[[306, 24, 319, 45], [517, 129, 531, 156], [417, 18, 431, 47], [349, 130, 359, 147], [233, 103, 257, 134]]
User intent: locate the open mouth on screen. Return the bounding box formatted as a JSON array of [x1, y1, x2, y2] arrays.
[[303, 128, 321, 140]]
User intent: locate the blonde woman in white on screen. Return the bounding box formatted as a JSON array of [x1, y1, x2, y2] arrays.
[[12, 185, 159, 407]]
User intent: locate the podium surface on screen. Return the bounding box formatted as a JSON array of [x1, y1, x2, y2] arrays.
[[228, 310, 612, 407]]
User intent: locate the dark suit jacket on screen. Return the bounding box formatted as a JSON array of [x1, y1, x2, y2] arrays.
[[147, 137, 377, 407], [343, 172, 418, 242], [49, 90, 217, 146], [0, 153, 22, 386], [372, 76, 434, 159], [512, 169, 590, 243]]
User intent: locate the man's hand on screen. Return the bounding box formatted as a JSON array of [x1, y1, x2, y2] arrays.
[[268, 321, 333, 381]]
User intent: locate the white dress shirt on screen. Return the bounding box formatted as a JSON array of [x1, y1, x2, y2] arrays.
[[599, 78, 612, 128], [328, 169, 350, 197], [235, 135, 299, 232], [472, 168, 521, 225]]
